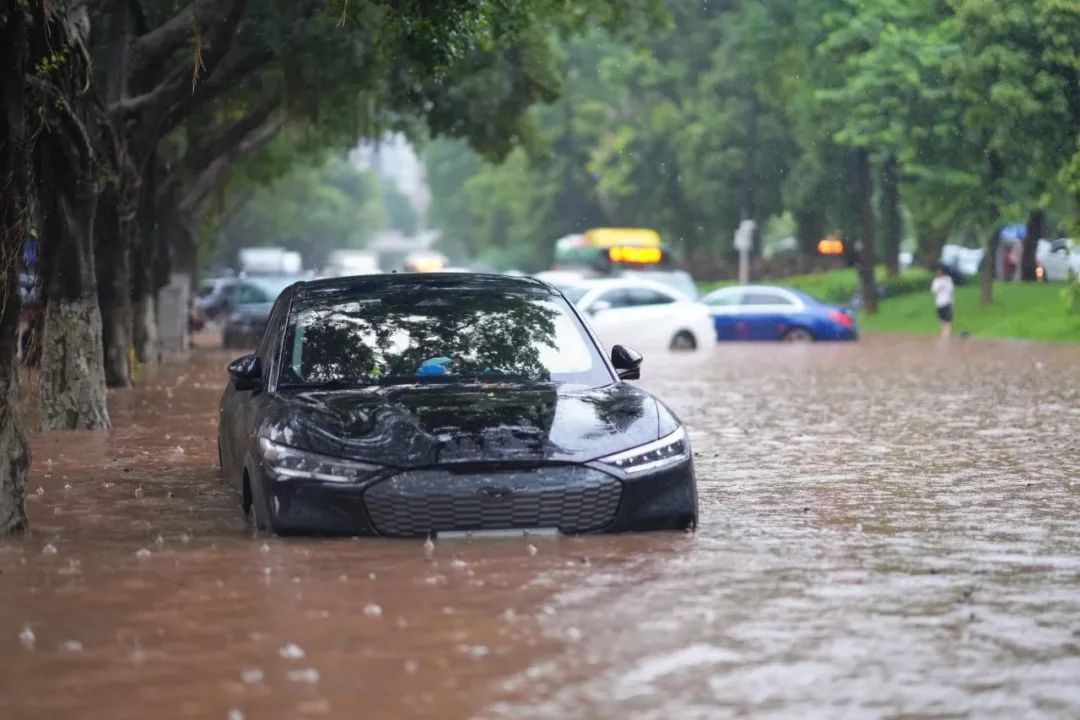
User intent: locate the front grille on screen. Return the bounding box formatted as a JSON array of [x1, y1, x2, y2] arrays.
[[363, 466, 622, 537]]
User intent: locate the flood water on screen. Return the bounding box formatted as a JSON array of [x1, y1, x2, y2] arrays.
[[2, 336, 1079, 719]]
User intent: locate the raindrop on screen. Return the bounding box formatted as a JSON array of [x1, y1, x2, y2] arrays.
[[566, 627, 583, 643], [279, 642, 305, 659], [154, 535, 165, 548], [19, 625, 35, 650], [260, 543, 270, 553], [423, 536, 435, 561], [53, 506, 62, 516], [61, 640, 83, 652], [287, 668, 320, 684], [34, 486, 44, 496], [527, 544, 538, 556], [179, 533, 192, 544], [241, 667, 264, 684], [227, 710, 245, 720], [134, 487, 144, 498], [404, 659, 419, 674], [104, 482, 115, 489], [63, 483, 72, 490], [368, 572, 376, 580], [363, 603, 383, 617], [450, 559, 467, 569], [338, 574, 349, 583], [42, 543, 58, 556], [503, 609, 517, 621], [135, 548, 152, 559]]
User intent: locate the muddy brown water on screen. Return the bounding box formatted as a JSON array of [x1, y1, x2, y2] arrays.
[[2, 336, 1079, 719]]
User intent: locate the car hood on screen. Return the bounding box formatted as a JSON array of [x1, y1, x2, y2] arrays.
[[260, 382, 667, 467]]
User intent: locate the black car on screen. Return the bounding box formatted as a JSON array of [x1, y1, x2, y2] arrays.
[[218, 273, 698, 537]]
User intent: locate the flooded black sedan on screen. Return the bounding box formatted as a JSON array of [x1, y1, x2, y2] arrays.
[[218, 273, 698, 537]]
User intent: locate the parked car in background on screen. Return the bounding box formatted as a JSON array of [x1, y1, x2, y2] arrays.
[[196, 277, 240, 320], [616, 269, 699, 300], [557, 278, 715, 352], [222, 276, 300, 349], [1037, 239, 1073, 282], [700, 285, 857, 342], [940, 244, 984, 277]]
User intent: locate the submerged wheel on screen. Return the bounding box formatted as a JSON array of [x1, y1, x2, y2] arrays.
[[669, 330, 697, 351], [782, 327, 814, 342], [244, 472, 272, 533]]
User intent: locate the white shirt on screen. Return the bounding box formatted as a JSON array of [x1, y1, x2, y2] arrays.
[[931, 275, 954, 308]]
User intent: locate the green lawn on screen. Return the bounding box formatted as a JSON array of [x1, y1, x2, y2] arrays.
[[859, 282, 1080, 342]]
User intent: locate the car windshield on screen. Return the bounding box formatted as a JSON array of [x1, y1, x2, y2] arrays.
[[279, 291, 610, 388]]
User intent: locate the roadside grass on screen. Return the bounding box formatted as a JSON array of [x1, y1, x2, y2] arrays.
[[860, 281, 1080, 342]]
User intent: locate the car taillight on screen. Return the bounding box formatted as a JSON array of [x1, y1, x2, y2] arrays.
[[829, 309, 853, 327]]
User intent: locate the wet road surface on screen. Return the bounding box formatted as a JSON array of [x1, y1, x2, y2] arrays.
[[2, 336, 1079, 719]]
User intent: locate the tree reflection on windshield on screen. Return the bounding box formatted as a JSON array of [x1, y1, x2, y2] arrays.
[[281, 292, 603, 386]]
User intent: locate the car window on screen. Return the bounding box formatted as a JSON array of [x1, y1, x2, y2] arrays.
[[704, 289, 742, 307], [561, 286, 588, 304], [595, 289, 631, 308], [280, 291, 611, 388], [741, 291, 795, 306], [198, 282, 216, 298], [232, 284, 268, 305], [625, 287, 675, 306]]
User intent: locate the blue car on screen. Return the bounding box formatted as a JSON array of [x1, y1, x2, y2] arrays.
[[700, 285, 858, 342]]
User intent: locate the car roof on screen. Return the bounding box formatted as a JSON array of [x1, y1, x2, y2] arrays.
[[560, 276, 690, 296], [704, 284, 819, 301], [293, 272, 558, 304]]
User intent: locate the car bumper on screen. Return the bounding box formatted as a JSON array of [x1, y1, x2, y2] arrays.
[[256, 459, 697, 537]]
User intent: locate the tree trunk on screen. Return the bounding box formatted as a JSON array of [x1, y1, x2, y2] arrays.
[[0, 0, 31, 534], [35, 136, 111, 430], [979, 151, 1004, 305], [852, 149, 879, 314], [95, 189, 135, 387], [879, 153, 902, 278], [132, 166, 162, 365], [1021, 209, 1044, 282], [794, 208, 824, 273]]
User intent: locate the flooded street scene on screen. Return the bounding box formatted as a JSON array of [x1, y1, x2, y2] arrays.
[[4, 0, 1080, 718], [3, 337, 1078, 719]]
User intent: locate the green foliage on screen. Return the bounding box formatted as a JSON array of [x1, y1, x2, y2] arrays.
[[211, 154, 387, 269], [424, 0, 1080, 281], [861, 282, 1080, 342]]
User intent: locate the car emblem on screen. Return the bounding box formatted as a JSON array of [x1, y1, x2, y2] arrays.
[[476, 485, 513, 499]]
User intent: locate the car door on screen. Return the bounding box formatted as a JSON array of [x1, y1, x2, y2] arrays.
[[702, 288, 743, 340], [223, 294, 286, 486], [738, 290, 800, 340], [623, 286, 680, 346], [582, 288, 634, 350]]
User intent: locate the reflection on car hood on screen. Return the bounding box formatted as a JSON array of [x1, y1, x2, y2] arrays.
[[261, 383, 666, 467]]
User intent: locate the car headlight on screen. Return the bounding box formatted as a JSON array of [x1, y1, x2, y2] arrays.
[[598, 426, 690, 474], [257, 438, 383, 482]]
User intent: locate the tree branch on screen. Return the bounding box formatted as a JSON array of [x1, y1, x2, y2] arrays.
[[128, 0, 222, 78], [178, 112, 285, 214]]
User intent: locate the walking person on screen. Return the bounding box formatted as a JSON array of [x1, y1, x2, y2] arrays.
[[931, 264, 954, 338]]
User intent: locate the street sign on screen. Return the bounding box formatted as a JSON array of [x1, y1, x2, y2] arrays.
[[734, 220, 755, 252]]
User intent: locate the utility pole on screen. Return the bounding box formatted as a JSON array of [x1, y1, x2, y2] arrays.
[[735, 219, 755, 284]]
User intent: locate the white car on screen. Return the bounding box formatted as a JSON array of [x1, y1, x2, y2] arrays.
[[557, 278, 715, 352], [1037, 239, 1074, 282]]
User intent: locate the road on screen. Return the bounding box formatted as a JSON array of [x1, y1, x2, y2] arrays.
[[2, 336, 1079, 719]]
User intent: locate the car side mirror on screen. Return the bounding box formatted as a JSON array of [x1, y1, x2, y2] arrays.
[[228, 354, 262, 391], [588, 299, 612, 316], [611, 344, 642, 380]]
